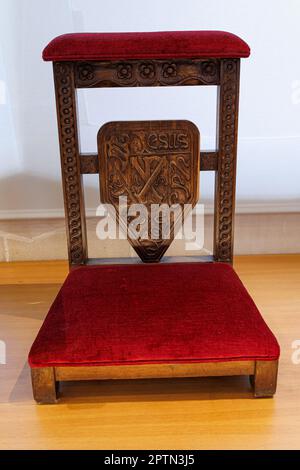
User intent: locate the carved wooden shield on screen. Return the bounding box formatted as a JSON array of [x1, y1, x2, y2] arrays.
[[98, 121, 200, 263]]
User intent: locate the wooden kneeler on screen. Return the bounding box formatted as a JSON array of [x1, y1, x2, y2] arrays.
[[29, 31, 280, 403]]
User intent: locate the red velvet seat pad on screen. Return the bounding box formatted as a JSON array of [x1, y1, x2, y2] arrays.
[[29, 263, 279, 368], [43, 31, 250, 62]]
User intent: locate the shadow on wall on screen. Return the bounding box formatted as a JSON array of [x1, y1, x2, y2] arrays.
[[0, 172, 135, 262], [0, 172, 214, 262], [0, 173, 102, 216], [0, 174, 299, 262]]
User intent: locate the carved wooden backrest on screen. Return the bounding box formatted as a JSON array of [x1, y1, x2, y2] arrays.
[[98, 120, 200, 262], [53, 58, 240, 266]]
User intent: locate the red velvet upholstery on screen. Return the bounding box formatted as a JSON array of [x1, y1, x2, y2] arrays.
[[43, 31, 250, 62], [29, 263, 279, 368]]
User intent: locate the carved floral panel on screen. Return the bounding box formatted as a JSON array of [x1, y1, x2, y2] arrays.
[[75, 59, 220, 88]]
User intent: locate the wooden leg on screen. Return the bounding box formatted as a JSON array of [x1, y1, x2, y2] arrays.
[[251, 360, 278, 398], [31, 368, 58, 404]]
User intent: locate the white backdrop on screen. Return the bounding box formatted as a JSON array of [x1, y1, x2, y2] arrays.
[[0, 0, 300, 217]]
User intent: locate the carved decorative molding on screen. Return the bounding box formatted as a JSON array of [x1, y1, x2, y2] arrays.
[[53, 62, 87, 265], [75, 59, 220, 88], [214, 59, 240, 263], [98, 121, 200, 263]]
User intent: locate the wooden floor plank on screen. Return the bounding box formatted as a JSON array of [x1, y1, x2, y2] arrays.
[[0, 255, 299, 449]]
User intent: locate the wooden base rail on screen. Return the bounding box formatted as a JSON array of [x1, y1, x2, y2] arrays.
[[31, 360, 278, 404]]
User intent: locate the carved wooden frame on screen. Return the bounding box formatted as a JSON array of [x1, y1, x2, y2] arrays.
[[53, 57, 240, 266], [53, 62, 88, 265], [31, 57, 279, 403], [214, 59, 240, 263]]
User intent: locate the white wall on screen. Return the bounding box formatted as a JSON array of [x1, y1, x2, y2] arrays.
[[0, 0, 300, 217]]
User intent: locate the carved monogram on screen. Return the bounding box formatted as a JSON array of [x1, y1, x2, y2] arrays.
[[75, 59, 220, 88], [53, 62, 86, 265], [98, 121, 200, 263]]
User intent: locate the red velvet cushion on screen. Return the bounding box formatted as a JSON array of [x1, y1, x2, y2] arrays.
[[43, 31, 250, 62], [29, 263, 279, 368]]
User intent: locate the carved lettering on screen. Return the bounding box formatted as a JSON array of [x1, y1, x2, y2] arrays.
[[147, 132, 189, 151]]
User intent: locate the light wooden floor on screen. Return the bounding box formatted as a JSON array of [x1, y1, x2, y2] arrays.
[[0, 255, 299, 450]]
